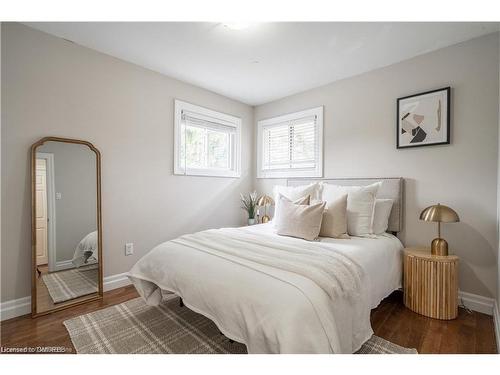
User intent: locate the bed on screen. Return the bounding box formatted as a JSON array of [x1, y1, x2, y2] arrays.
[[127, 178, 404, 354], [72, 230, 99, 268]]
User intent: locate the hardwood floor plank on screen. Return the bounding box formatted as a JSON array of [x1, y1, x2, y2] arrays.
[[370, 291, 497, 354], [420, 319, 444, 353], [475, 311, 497, 354]]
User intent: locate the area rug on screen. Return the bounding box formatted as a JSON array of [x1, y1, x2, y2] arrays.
[[42, 265, 98, 303], [64, 296, 417, 354]]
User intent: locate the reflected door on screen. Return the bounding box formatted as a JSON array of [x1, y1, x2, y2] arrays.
[[35, 158, 48, 266]]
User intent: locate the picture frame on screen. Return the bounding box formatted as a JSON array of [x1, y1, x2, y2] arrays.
[[396, 87, 450, 149]]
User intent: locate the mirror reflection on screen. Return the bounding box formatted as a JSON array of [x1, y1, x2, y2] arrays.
[[34, 140, 100, 314]]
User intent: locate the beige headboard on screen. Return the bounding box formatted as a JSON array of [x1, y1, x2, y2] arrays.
[[286, 177, 404, 233]]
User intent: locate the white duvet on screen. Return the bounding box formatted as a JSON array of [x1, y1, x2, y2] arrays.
[[127, 224, 403, 354], [72, 230, 98, 268]]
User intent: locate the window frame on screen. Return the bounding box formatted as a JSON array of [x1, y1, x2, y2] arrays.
[[257, 106, 324, 178], [174, 100, 242, 178]]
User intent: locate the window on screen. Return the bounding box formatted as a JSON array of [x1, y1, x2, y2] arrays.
[[174, 100, 241, 177], [257, 106, 323, 178]]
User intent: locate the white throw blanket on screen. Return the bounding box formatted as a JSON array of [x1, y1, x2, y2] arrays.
[[72, 231, 98, 268], [128, 227, 373, 353], [173, 229, 363, 301]]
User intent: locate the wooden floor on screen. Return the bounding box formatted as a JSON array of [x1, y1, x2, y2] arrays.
[[0, 286, 497, 354], [371, 291, 497, 354]]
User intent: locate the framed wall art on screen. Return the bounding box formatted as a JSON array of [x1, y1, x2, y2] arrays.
[[397, 87, 450, 149]]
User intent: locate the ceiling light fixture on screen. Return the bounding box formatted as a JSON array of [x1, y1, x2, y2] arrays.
[[223, 23, 251, 30]]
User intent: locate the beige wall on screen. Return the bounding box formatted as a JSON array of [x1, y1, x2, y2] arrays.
[[497, 33, 500, 308], [255, 33, 499, 299], [1, 23, 254, 302], [0, 23, 2, 304]]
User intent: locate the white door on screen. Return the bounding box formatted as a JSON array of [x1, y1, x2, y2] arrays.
[[36, 158, 48, 266]]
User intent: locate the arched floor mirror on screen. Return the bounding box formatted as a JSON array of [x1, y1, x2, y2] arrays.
[[31, 137, 103, 317]]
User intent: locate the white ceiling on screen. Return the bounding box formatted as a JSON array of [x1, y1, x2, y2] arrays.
[[25, 22, 499, 106]]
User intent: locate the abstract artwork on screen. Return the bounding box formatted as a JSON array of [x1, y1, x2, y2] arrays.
[[397, 87, 450, 149]]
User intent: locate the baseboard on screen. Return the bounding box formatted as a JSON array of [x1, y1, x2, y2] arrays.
[[493, 301, 500, 354], [0, 272, 132, 321], [458, 290, 495, 315], [103, 272, 132, 291], [54, 260, 74, 272], [0, 296, 31, 321]]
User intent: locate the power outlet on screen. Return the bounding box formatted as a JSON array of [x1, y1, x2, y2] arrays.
[[125, 243, 134, 256]]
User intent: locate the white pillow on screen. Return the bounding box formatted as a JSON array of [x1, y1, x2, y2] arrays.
[[275, 197, 326, 241], [372, 199, 394, 235], [318, 193, 349, 238], [279, 193, 311, 206], [272, 183, 321, 226], [321, 182, 381, 236]]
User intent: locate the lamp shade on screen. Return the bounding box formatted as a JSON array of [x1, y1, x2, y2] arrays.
[[257, 195, 274, 206], [419, 203, 459, 223]]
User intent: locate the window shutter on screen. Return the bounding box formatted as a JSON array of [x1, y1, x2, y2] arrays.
[[262, 115, 318, 171]]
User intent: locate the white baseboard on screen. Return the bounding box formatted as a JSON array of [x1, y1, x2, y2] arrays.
[[103, 272, 131, 291], [54, 260, 74, 272], [0, 296, 31, 321], [0, 272, 132, 321], [458, 290, 495, 315], [493, 302, 500, 354]]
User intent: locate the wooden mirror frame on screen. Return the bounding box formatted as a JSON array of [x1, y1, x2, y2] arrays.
[[31, 137, 103, 318]]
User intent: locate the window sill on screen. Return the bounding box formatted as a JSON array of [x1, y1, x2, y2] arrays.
[[256, 170, 322, 179], [174, 169, 240, 178]]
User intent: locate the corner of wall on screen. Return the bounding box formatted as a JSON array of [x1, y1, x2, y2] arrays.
[[0, 21, 2, 312], [494, 301, 500, 353], [496, 30, 500, 352]]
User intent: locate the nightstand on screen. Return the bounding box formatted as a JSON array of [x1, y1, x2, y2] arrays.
[[403, 247, 459, 320]]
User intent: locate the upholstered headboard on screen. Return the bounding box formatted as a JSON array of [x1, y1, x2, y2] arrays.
[[286, 177, 404, 233]]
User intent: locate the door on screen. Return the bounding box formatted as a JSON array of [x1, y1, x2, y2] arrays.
[[36, 158, 48, 265]]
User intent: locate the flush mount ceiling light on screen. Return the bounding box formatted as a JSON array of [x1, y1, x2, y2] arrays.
[[223, 23, 252, 30]]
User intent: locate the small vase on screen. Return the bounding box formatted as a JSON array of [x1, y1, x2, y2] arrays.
[[248, 218, 255, 226]]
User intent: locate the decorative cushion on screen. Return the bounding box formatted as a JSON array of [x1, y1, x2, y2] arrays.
[[321, 182, 381, 236], [272, 183, 321, 225], [279, 194, 311, 206], [372, 199, 394, 235], [275, 197, 326, 241], [318, 193, 349, 238]]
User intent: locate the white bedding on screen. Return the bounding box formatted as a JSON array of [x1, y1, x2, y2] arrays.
[[72, 231, 98, 268], [127, 223, 403, 354]]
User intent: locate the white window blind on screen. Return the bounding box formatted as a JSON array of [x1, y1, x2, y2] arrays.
[[174, 100, 241, 177], [258, 107, 323, 178]]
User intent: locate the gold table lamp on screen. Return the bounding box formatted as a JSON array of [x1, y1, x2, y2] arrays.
[[419, 203, 460, 256], [257, 195, 274, 223]]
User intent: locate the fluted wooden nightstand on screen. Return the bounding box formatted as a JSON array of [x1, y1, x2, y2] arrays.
[[403, 248, 459, 320]]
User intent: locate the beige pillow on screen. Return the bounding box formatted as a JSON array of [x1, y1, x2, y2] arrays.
[[372, 199, 393, 234], [279, 193, 311, 206], [275, 197, 326, 241], [272, 183, 321, 225], [318, 193, 348, 238], [321, 182, 381, 236]]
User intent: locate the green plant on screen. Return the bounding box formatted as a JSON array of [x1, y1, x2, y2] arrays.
[[240, 191, 258, 219]]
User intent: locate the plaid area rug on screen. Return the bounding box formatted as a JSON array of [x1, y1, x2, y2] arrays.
[[64, 296, 417, 354], [42, 266, 98, 303]]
